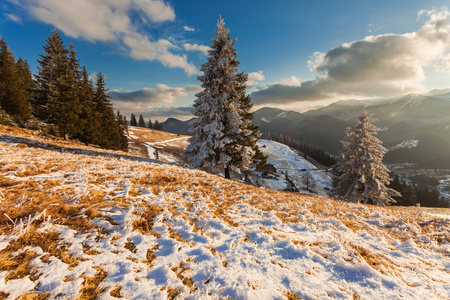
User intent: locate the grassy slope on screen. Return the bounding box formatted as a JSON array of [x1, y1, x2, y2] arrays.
[[0, 125, 449, 299], [127, 126, 189, 164]]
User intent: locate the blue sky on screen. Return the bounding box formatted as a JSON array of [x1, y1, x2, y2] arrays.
[[1, 0, 450, 120]]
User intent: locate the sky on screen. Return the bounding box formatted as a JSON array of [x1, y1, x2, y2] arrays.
[[2, 0, 450, 121]]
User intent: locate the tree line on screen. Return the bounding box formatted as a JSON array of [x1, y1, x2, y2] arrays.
[[0, 30, 127, 151], [130, 113, 164, 131], [389, 174, 448, 208]]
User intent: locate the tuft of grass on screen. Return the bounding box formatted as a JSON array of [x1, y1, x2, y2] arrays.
[[144, 244, 158, 267], [110, 285, 122, 298], [171, 262, 197, 293], [0, 228, 80, 281], [0, 292, 9, 300], [82, 243, 102, 256], [1, 250, 38, 282], [15, 293, 50, 300], [76, 267, 107, 300], [124, 238, 136, 253], [166, 287, 181, 300], [285, 291, 302, 300]]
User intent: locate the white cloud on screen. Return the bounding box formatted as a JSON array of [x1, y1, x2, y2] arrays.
[[252, 8, 450, 105], [18, 0, 199, 75], [248, 71, 265, 81], [183, 43, 210, 55], [247, 71, 265, 87], [5, 13, 21, 23], [280, 75, 301, 87], [183, 26, 195, 32], [132, 0, 175, 22]]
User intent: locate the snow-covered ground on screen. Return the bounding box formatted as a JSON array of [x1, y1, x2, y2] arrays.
[[1, 126, 449, 299], [127, 126, 189, 164], [257, 139, 332, 196]]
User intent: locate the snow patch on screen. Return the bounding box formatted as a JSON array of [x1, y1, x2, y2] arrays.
[[389, 140, 419, 151], [261, 117, 271, 123], [276, 112, 287, 118]]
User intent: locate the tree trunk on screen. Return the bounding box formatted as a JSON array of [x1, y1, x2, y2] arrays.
[[224, 165, 230, 179]]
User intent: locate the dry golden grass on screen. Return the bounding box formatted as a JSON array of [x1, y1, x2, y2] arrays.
[[166, 287, 181, 300], [110, 285, 122, 298], [171, 262, 197, 293], [0, 292, 8, 300], [285, 290, 302, 299], [76, 267, 107, 300], [0, 228, 79, 270], [124, 238, 137, 253], [0, 250, 38, 282], [15, 293, 50, 300]]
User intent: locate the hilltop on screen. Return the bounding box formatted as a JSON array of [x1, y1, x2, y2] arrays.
[[0, 125, 449, 299]]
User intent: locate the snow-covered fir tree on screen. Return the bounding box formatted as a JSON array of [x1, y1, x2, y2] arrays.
[[332, 111, 400, 206], [185, 17, 260, 179]]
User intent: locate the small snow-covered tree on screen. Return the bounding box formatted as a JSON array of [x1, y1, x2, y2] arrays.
[[185, 17, 257, 179], [332, 111, 400, 206]]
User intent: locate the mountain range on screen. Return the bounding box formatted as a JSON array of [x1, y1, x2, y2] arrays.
[[162, 92, 450, 167]]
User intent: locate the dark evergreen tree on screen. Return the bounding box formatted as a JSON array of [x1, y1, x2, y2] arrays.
[[148, 118, 153, 129], [332, 111, 400, 206], [93, 72, 126, 150], [403, 183, 419, 206], [154, 120, 161, 131], [123, 116, 128, 132], [75, 66, 99, 144], [0, 38, 32, 122], [34, 29, 66, 121], [130, 113, 138, 126], [116, 110, 129, 151], [46, 40, 80, 139], [138, 114, 145, 127]]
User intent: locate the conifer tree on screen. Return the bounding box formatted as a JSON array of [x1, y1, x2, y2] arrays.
[[116, 110, 129, 151], [185, 18, 256, 179], [93, 72, 125, 150], [0, 38, 32, 122], [403, 183, 419, 206], [235, 72, 266, 170], [123, 116, 128, 131], [332, 111, 400, 206], [148, 118, 153, 129], [46, 41, 80, 139], [34, 29, 67, 121], [154, 120, 161, 131], [75, 66, 98, 144], [138, 114, 145, 127], [130, 113, 138, 126], [15, 58, 35, 120]]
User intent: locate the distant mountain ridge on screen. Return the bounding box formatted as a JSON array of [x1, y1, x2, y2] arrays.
[[162, 92, 450, 166]]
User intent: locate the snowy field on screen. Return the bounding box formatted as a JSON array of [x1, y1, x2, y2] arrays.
[[257, 139, 332, 195], [0, 126, 449, 299]]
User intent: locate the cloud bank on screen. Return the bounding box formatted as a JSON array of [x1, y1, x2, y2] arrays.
[[19, 0, 199, 75], [252, 8, 450, 105], [110, 84, 201, 119]]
